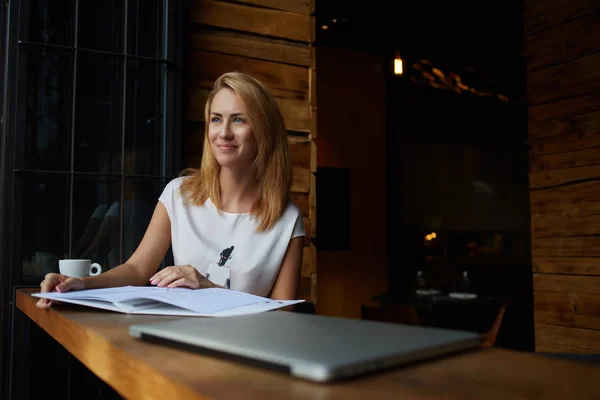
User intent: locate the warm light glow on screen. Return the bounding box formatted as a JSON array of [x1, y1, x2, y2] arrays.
[[425, 234, 432, 241], [431, 232, 437, 239], [332, 18, 338, 23], [394, 56, 403, 75], [321, 25, 329, 30]]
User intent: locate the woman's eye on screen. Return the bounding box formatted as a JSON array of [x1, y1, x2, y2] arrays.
[[233, 117, 244, 123], [211, 117, 221, 123]]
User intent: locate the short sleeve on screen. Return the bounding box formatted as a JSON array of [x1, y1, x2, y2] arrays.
[[158, 177, 184, 220], [291, 212, 306, 239]]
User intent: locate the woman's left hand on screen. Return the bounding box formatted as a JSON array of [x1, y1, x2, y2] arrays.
[[149, 265, 216, 289]]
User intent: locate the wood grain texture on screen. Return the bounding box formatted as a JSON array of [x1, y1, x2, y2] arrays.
[[530, 145, 600, 171], [292, 167, 310, 193], [530, 164, 600, 189], [16, 290, 600, 400], [532, 257, 600, 275], [529, 115, 600, 155], [188, 50, 308, 100], [190, 0, 311, 42], [188, 30, 311, 66], [527, 53, 600, 106], [523, 0, 580, 19], [535, 291, 600, 330], [532, 236, 600, 257], [535, 322, 600, 352], [524, 0, 600, 35], [290, 192, 309, 217], [526, 9, 600, 71], [231, 0, 312, 15], [529, 92, 600, 139], [534, 274, 600, 294]]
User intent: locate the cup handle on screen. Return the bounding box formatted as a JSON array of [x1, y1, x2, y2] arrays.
[[89, 263, 103, 276]]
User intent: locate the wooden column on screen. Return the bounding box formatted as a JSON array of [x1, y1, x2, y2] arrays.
[[524, 0, 600, 353], [185, 0, 317, 303]]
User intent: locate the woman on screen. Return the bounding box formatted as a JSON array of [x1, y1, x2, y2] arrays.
[[37, 71, 305, 308]]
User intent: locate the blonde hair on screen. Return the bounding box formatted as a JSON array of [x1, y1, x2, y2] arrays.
[[179, 72, 292, 231]]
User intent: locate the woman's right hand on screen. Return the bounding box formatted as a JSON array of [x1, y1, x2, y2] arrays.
[[36, 273, 85, 309]]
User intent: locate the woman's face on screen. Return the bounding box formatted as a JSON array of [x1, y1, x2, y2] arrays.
[[208, 88, 257, 169]]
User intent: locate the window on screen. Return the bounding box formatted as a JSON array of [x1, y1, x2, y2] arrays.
[[3, 1, 181, 284]]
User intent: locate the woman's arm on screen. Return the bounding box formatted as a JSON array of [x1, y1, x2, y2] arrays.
[[268, 236, 304, 300], [82, 202, 172, 289]]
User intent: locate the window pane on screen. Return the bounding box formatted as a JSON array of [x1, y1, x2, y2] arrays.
[[128, 0, 164, 58], [20, 175, 69, 279], [125, 60, 164, 176], [122, 178, 160, 264], [21, 0, 76, 46], [22, 47, 73, 171], [78, 0, 124, 53], [72, 176, 121, 270], [74, 51, 123, 173]]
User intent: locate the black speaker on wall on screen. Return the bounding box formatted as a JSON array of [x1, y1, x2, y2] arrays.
[[314, 167, 351, 251]]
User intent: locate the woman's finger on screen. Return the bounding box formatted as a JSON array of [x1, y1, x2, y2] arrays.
[[150, 266, 179, 284], [155, 271, 180, 287], [167, 277, 190, 289]]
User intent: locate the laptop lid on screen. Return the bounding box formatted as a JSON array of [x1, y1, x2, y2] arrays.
[[129, 312, 481, 382]]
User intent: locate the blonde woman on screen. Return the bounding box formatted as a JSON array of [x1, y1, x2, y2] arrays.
[[38, 72, 305, 308]]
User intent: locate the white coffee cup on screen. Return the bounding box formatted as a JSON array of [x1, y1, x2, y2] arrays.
[[59, 259, 103, 278]]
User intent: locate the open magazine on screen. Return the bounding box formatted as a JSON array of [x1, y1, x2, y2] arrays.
[[32, 286, 303, 317]]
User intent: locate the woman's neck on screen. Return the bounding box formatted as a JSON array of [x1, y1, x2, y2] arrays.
[[218, 167, 258, 213]]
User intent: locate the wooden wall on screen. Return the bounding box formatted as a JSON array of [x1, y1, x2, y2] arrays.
[[524, 0, 600, 353], [185, 0, 317, 302]]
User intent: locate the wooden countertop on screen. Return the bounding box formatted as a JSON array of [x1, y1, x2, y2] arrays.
[[16, 289, 600, 400]]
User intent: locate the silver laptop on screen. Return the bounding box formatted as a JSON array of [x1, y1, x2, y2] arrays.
[[129, 312, 480, 382]]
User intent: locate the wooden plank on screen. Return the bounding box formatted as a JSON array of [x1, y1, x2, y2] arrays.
[[527, 53, 600, 106], [291, 167, 310, 193], [309, 66, 316, 106], [536, 310, 600, 331], [530, 146, 600, 171], [529, 113, 600, 155], [530, 165, 600, 189], [536, 341, 600, 353], [530, 180, 600, 208], [310, 140, 316, 173], [231, 0, 312, 15], [525, 9, 600, 69], [524, 0, 600, 36], [531, 206, 600, 237], [309, 105, 317, 139], [290, 192, 308, 216], [188, 30, 311, 66], [534, 274, 600, 295], [302, 217, 311, 246], [535, 291, 600, 330], [523, 0, 580, 20], [533, 257, 600, 275], [277, 98, 310, 132], [532, 236, 600, 257], [188, 87, 310, 132], [535, 323, 600, 352], [536, 291, 600, 314], [188, 50, 308, 100], [289, 140, 310, 169], [190, 0, 311, 42], [529, 92, 600, 140]]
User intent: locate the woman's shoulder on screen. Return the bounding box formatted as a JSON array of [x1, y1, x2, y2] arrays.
[[282, 198, 302, 219]]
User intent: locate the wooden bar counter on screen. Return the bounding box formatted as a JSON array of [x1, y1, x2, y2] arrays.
[[16, 289, 600, 400]]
